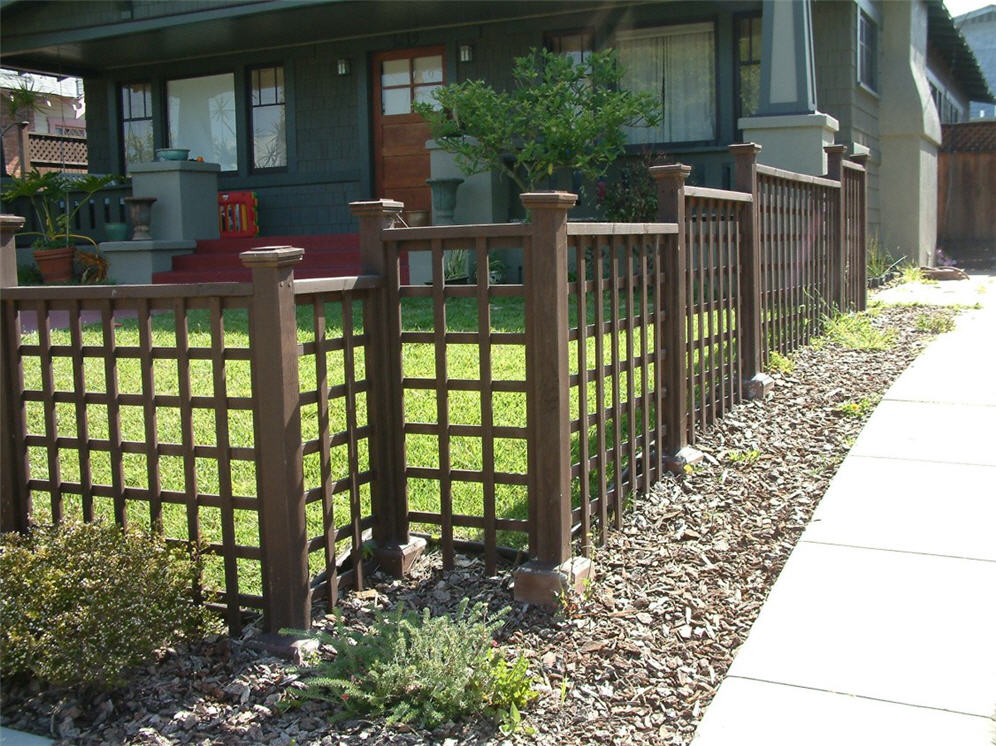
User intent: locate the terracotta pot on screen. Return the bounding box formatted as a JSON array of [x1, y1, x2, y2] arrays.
[[33, 246, 75, 284]]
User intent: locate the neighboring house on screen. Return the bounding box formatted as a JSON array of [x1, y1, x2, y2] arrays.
[[955, 5, 996, 118], [1, 68, 87, 175], [0, 0, 990, 268]]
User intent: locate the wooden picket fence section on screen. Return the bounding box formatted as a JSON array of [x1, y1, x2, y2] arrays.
[[1, 143, 866, 634]]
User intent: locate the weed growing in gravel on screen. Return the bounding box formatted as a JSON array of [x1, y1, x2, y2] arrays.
[[287, 599, 536, 730], [835, 397, 878, 418], [725, 449, 761, 465], [915, 313, 955, 335], [814, 312, 895, 351], [766, 351, 794, 374]]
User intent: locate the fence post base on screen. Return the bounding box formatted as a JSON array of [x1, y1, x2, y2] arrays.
[[664, 446, 704, 475], [513, 557, 593, 606], [375, 536, 427, 578], [744, 372, 775, 400]]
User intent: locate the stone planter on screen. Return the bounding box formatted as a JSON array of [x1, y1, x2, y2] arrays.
[[427, 177, 464, 225], [33, 246, 75, 284], [125, 196, 157, 240]]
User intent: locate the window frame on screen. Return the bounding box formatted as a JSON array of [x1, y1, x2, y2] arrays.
[[734, 11, 763, 129], [119, 81, 154, 172], [248, 64, 288, 173], [615, 20, 720, 148], [857, 7, 879, 94]]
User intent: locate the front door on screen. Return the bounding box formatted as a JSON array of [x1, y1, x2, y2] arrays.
[[372, 46, 445, 218]]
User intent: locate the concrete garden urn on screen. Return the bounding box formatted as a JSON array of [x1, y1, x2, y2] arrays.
[[426, 178, 463, 225], [124, 196, 157, 240]]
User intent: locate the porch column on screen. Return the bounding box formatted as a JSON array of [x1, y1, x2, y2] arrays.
[[740, 0, 839, 175]]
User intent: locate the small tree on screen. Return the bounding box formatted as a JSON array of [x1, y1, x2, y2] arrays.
[[415, 48, 660, 193]]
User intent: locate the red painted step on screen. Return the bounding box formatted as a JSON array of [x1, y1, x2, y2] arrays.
[[152, 233, 409, 285]]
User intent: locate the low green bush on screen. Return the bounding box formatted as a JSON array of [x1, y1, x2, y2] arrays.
[[290, 598, 536, 729], [0, 520, 219, 689]]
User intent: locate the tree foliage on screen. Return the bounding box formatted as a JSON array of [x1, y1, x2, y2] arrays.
[[415, 48, 660, 193]]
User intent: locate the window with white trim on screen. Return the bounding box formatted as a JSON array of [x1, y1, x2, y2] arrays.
[[858, 10, 878, 91], [617, 23, 716, 144]]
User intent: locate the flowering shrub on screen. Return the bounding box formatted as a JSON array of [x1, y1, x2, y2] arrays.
[[0, 520, 218, 689]]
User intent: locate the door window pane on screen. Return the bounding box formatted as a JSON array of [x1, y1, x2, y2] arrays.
[[167, 73, 237, 170], [413, 55, 443, 84], [382, 87, 411, 115], [414, 84, 442, 107], [382, 59, 410, 87]]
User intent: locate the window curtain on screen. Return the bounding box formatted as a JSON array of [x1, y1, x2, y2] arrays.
[[619, 25, 716, 144]]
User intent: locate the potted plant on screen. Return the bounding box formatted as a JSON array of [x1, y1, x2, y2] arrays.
[[1, 169, 120, 283]]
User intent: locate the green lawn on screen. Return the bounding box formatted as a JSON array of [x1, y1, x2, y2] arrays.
[[19, 291, 736, 597]]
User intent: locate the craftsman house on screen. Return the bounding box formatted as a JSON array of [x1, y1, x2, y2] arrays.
[[1, 0, 990, 279]]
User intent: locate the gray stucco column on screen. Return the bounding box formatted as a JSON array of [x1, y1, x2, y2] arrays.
[[740, 0, 839, 175], [879, 0, 940, 266]]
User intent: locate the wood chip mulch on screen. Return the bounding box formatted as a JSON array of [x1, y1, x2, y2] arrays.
[[1, 303, 958, 746]]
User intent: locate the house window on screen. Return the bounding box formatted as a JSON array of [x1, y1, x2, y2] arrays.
[[617, 23, 716, 144], [545, 30, 594, 65], [250, 66, 286, 169], [167, 73, 237, 170], [736, 14, 762, 120], [120, 82, 153, 170], [858, 10, 877, 91]]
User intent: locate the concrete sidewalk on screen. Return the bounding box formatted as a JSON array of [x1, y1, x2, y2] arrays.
[[693, 282, 996, 745]]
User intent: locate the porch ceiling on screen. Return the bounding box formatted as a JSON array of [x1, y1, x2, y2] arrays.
[[0, 0, 621, 76]]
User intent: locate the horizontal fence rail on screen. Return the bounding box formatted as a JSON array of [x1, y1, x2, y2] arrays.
[[1, 141, 867, 628]]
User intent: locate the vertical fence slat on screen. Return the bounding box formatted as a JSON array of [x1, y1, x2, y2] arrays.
[[593, 239, 608, 544], [137, 298, 162, 529], [575, 236, 591, 554], [35, 300, 62, 523], [101, 301, 126, 527], [624, 235, 637, 499], [313, 298, 337, 605], [174, 298, 201, 557], [638, 237, 651, 493], [69, 300, 93, 522], [342, 294, 365, 593], [209, 297, 240, 632], [475, 237, 497, 574], [431, 238, 454, 570], [609, 235, 623, 524]]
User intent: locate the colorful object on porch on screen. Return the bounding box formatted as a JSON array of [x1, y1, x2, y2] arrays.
[[218, 191, 259, 238], [155, 148, 190, 161]]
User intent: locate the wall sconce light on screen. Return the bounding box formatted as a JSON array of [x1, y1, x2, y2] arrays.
[[459, 44, 473, 63], [337, 58, 351, 76]]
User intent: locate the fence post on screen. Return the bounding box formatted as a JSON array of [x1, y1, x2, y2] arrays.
[[825, 144, 848, 310], [849, 151, 869, 311], [240, 247, 311, 635], [650, 165, 703, 472], [1, 215, 27, 533], [729, 143, 774, 399], [513, 191, 592, 605], [349, 199, 426, 577]]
